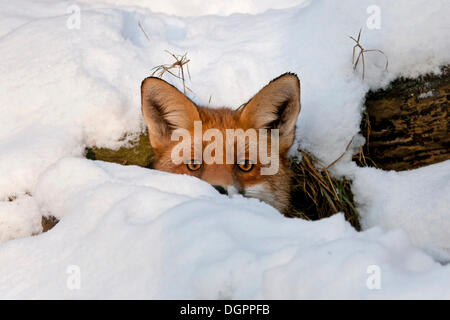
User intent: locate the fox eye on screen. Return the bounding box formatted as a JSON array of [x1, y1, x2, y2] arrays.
[[237, 160, 254, 172], [186, 160, 202, 171]]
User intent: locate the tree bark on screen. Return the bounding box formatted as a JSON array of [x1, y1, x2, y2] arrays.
[[360, 66, 449, 171]]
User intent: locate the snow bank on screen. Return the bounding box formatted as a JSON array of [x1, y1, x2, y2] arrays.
[[77, 0, 310, 17], [1, 157, 449, 299], [0, 194, 42, 243], [351, 161, 450, 263], [0, 0, 449, 298]]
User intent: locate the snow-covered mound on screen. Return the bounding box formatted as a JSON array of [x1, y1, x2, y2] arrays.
[[0, 0, 449, 298], [352, 162, 450, 262], [1, 157, 449, 299]]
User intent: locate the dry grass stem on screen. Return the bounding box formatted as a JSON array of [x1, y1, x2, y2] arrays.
[[151, 50, 192, 94], [138, 21, 151, 42], [351, 29, 389, 80]]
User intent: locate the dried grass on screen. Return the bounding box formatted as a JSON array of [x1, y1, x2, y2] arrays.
[[138, 21, 193, 94], [151, 50, 192, 94], [290, 151, 361, 230], [352, 109, 379, 168], [351, 29, 388, 80]]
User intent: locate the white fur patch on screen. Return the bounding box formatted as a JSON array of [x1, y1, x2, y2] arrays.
[[227, 185, 240, 196], [243, 183, 275, 204]]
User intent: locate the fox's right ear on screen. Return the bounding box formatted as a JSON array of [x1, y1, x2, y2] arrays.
[[141, 77, 200, 151], [239, 73, 300, 153]]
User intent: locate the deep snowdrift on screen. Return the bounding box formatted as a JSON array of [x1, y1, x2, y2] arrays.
[[1, 158, 449, 299], [0, 0, 449, 298]]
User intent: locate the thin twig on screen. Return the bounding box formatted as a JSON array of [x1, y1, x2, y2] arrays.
[[325, 137, 354, 170], [138, 21, 151, 42]]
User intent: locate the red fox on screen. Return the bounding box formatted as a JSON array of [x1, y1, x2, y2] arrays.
[[141, 73, 300, 215]]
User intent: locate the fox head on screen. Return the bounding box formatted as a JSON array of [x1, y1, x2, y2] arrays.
[[141, 73, 300, 215]]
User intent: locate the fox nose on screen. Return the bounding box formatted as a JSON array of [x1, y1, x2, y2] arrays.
[[213, 185, 228, 195]]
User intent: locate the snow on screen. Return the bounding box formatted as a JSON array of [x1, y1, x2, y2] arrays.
[[418, 90, 437, 99], [1, 157, 449, 299], [0, 194, 42, 243], [0, 0, 449, 298], [77, 0, 310, 17], [351, 161, 450, 263]]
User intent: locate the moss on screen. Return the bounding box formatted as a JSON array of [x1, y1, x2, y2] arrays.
[[85, 133, 154, 167]]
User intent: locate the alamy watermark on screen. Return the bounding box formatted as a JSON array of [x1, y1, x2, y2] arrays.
[[170, 121, 280, 175], [366, 265, 381, 290], [66, 4, 81, 30], [366, 5, 381, 30], [66, 264, 81, 290]]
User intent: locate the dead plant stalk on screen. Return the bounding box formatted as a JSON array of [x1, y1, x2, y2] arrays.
[[351, 29, 388, 80]]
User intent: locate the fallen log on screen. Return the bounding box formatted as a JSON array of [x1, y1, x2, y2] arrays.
[[358, 66, 449, 171]]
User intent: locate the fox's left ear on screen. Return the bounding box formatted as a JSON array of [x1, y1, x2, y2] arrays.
[[239, 73, 300, 152]]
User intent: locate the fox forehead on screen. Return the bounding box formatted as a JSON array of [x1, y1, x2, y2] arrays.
[[196, 106, 242, 130], [171, 106, 276, 161]]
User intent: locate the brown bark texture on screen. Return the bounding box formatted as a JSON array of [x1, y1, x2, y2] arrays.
[[360, 66, 449, 171]]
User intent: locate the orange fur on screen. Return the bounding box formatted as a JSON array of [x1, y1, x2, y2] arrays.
[[141, 73, 301, 215]]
